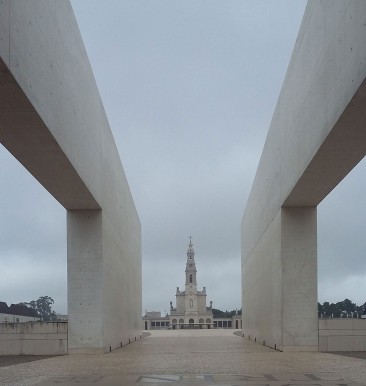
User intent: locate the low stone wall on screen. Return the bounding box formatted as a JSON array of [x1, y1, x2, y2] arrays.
[[319, 319, 366, 352], [0, 322, 67, 355]]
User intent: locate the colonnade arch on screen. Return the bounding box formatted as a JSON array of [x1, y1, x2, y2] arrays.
[[2, 0, 366, 355], [242, 1, 366, 351], [0, 1, 141, 354]]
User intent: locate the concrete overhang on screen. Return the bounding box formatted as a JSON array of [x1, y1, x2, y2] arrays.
[[0, 57, 100, 210], [284, 78, 366, 207]]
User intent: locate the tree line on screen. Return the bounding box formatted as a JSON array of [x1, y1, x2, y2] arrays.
[[212, 301, 366, 319], [21, 296, 57, 322], [212, 308, 242, 318], [318, 298, 366, 318]]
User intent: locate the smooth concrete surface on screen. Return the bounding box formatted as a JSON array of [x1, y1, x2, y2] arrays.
[[0, 323, 67, 356], [281, 207, 318, 351], [319, 319, 366, 352], [0, 330, 365, 385], [0, 1, 141, 353], [242, 1, 366, 351]]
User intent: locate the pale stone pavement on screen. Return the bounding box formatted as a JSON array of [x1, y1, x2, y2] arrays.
[[0, 330, 366, 385]]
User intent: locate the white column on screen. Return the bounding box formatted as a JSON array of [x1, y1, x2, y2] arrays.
[[67, 210, 104, 353], [281, 207, 318, 351]]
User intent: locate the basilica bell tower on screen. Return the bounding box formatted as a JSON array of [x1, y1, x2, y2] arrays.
[[169, 238, 213, 328], [185, 237, 197, 289]]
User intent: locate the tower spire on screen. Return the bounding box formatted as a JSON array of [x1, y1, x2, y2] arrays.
[[187, 236, 195, 260], [186, 237, 197, 285]]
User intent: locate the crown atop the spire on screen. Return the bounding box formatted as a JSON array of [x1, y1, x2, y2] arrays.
[[187, 236, 195, 260]]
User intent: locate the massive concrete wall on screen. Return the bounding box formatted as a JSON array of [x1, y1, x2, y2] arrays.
[[242, 0, 366, 351], [0, 1, 141, 353]]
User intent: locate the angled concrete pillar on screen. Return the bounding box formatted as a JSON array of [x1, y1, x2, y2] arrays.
[[281, 207, 317, 351], [67, 210, 104, 352], [242, 207, 317, 351], [0, 1, 141, 353]]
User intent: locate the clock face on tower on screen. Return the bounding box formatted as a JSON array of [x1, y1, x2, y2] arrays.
[[189, 291, 193, 295], [189, 264, 193, 267]]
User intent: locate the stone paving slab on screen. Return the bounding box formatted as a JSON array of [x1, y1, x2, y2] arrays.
[[1, 330, 366, 386], [330, 352, 366, 360], [35, 373, 362, 386], [0, 356, 55, 368]]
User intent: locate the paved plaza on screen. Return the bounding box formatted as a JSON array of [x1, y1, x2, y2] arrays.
[[0, 330, 366, 386]]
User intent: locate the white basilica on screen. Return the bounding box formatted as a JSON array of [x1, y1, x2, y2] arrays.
[[169, 238, 213, 329]]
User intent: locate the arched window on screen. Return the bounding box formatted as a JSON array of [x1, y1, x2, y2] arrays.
[[190, 299, 193, 308], [189, 274, 193, 283]]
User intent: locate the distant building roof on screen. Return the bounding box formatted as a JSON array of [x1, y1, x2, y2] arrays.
[[143, 311, 169, 320], [145, 311, 162, 318], [0, 302, 38, 317], [0, 302, 8, 313]]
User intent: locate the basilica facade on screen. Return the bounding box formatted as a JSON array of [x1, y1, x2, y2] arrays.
[[169, 239, 213, 328]]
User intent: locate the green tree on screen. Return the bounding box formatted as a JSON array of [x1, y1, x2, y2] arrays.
[[22, 296, 57, 321], [337, 298, 356, 315], [319, 299, 362, 318], [212, 308, 242, 318], [319, 301, 339, 317], [318, 302, 323, 316], [212, 308, 226, 318]]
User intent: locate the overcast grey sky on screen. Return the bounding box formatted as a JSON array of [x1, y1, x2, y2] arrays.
[[1, 1, 366, 315]]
